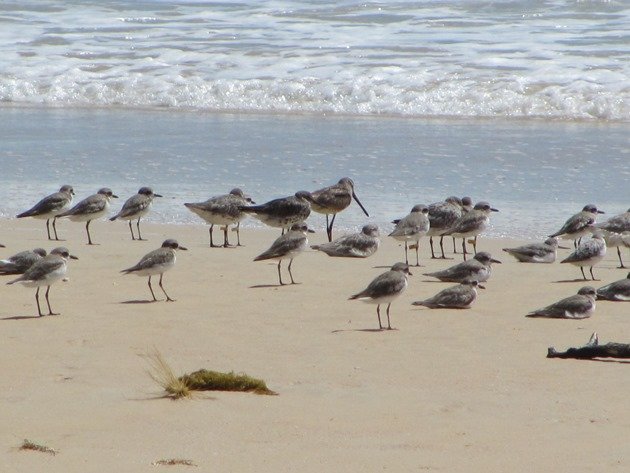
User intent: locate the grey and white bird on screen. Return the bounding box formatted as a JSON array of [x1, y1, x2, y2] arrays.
[[549, 204, 605, 248], [423, 251, 501, 283], [311, 224, 379, 258], [110, 187, 162, 241], [560, 231, 606, 281], [184, 188, 254, 247], [595, 208, 630, 268], [349, 262, 411, 330], [389, 204, 430, 266], [441, 201, 498, 260], [596, 273, 630, 301], [254, 222, 311, 285], [7, 247, 78, 316], [16, 185, 75, 240], [240, 191, 311, 233], [121, 239, 187, 302], [526, 286, 597, 319], [412, 280, 481, 309], [305, 177, 369, 242], [0, 248, 47, 275], [502, 237, 568, 263], [57, 188, 118, 245], [426, 196, 464, 259]]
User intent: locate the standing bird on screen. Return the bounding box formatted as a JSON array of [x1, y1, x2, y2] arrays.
[[560, 231, 606, 281], [121, 239, 187, 302], [412, 280, 481, 309], [526, 286, 597, 319], [0, 248, 47, 275], [549, 204, 605, 248], [110, 187, 162, 241], [502, 237, 568, 263], [240, 191, 311, 233], [184, 188, 254, 247], [595, 208, 630, 268], [389, 204, 430, 266], [441, 201, 498, 260], [349, 262, 411, 330], [596, 273, 630, 301], [253, 222, 311, 285], [7, 247, 78, 317], [16, 185, 75, 240], [423, 251, 501, 283], [57, 188, 118, 245], [311, 224, 379, 258], [306, 177, 369, 242], [426, 196, 464, 259]]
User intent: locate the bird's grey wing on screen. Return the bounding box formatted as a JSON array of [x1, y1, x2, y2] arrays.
[[18, 192, 68, 217], [506, 243, 548, 259], [0, 251, 39, 274], [528, 295, 591, 318], [117, 195, 150, 218], [426, 263, 476, 282], [363, 272, 405, 298], [597, 280, 630, 300], [430, 286, 475, 307], [21, 257, 64, 281], [311, 187, 349, 209], [62, 195, 105, 216], [446, 214, 484, 235], [428, 204, 460, 229], [255, 234, 306, 260], [551, 214, 593, 236], [562, 240, 598, 262], [123, 249, 167, 272], [390, 216, 422, 237]]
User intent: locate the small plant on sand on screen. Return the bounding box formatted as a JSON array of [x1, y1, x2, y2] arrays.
[[144, 350, 277, 398], [19, 439, 58, 455], [152, 458, 197, 467], [145, 350, 191, 399]]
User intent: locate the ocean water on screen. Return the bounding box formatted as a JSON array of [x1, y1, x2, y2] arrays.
[[0, 1, 628, 239]]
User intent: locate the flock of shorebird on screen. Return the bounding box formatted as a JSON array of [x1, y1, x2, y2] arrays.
[[1, 178, 629, 328]]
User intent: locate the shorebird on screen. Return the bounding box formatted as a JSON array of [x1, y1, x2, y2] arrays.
[[412, 280, 481, 309], [253, 222, 311, 285], [502, 237, 568, 263], [306, 178, 369, 242], [549, 204, 605, 248], [16, 185, 75, 240], [184, 188, 254, 247], [240, 191, 311, 233], [426, 196, 464, 259], [389, 204, 430, 266], [560, 231, 606, 280], [57, 188, 118, 245], [423, 251, 501, 283], [121, 239, 187, 302], [441, 201, 498, 260], [596, 273, 630, 301], [0, 248, 47, 275], [311, 224, 379, 258], [526, 286, 597, 319], [595, 208, 630, 268], [110, 187, 162, 241], [349, 262, 411, 330], [7, 247, 78, 316]]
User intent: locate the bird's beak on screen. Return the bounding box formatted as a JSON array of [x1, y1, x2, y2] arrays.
[[491, 258, 502, 264], [352, 192, 370, 217], [112, 194, 119, 199], [478, 284, 486, 289], [154, 193, 163, 198], [491, 208, 499, 212], [307, 228, 316, 234], [558, 245, 570, 250], [246, 196, 256, 204], [178, 245, 188, 251], [597, 210, 605, 214], [70, 254, 79, 260], [407, 269, 413, 276]]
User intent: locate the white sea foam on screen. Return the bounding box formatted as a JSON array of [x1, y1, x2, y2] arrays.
[[1, 0, 628, 120]]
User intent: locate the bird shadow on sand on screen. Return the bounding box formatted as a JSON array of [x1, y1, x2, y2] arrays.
[[249, 283, 301, 289], [554, 279, 598, 283], [331, 328, 399, 334], [120, 299, 160, 304], [0, 314, 45, 321]]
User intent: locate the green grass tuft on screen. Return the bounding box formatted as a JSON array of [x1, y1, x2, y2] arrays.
[[179, 369, 277, 395]]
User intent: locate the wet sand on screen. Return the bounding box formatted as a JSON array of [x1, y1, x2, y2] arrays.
[[1, 218, 629, 472]]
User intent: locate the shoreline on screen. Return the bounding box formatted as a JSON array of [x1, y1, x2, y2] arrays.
[[2, 219, 629, 472]]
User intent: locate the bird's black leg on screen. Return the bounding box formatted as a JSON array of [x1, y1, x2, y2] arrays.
[[236, 222, 242, 246], [580, 267, 587, 280], [288, 258, 296, 284], [147, 276, 158, 301], [376, 304, 382, 330], [462, 239, 467, 261], [35, 287, 43, 317], [128, 220, 135, 240], [277, 261, 284, 285], [46, 219, 52, 240], [386, 303, 392, 330], [45, 285, 59, 315], [589, 266, 596, 281], [86, 220, 94, 245], [617, 247, 625, 269], [52, 217, 60, 240], [137, 218, 144, 241], [159, 273, 174, 302], [430, 236, 436, 259]]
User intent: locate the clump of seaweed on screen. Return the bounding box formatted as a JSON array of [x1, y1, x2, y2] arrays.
[[19, 439, 58, 455], [145, 350, 277, 398], [152, 458, 197, 467], [145, 350, 191, 399], [180, 369, 277, 396]]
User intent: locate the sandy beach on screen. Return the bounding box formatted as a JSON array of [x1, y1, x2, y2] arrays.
[[1, 217, 629, 472]]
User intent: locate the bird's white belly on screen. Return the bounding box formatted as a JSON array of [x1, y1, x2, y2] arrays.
[[133, 261, 174, 277]]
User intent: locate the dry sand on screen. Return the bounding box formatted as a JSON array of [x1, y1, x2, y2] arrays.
[[1, 218, 629, 472]]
